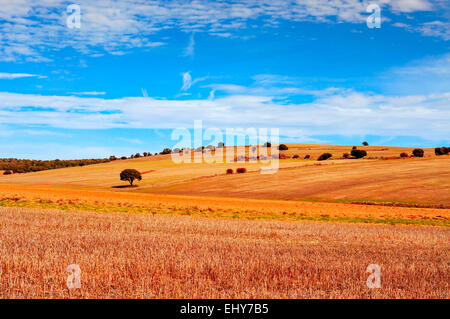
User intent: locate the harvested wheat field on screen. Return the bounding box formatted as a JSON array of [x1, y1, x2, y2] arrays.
[[0, 206, 448, 299], [0, 144, 449, 299], [0, 184, 448, 226]]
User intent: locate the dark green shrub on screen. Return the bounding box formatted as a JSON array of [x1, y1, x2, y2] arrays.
[[362, 141, 369, 146], [292, 154, 299, 159], [304, 154, 310, 159], [160, 148, 172, 155], [236, 167, 247, 173], [412, 149, 424, 157], [318, 153, 332, 161], [400, 152, 408, 158], [226, 169, 233, 174], [278, 144, 288, 151], [351, 149, 367, 159]]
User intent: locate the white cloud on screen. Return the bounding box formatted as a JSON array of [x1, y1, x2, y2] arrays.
[[208, 89, 216, 100], [393, 20, 450, 41], [387, 0, 433, 12], [69, 91, 106, 96], [181, 72, 192, 91], [183, 33, 195, 57], [0, 72, 46, 79], [379, 53, 450, 94], [0, 0, 440, 62], [0, 88, 448, 141], [181, 72, 211, 91]]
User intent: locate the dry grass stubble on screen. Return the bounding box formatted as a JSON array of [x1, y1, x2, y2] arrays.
[[0, 207, 448, 298]]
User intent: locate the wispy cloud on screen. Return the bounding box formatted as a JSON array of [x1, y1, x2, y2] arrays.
[[0, 0, 441, 62], [69, 91, 106, 96], [181, 72, 192, 91], [183, 33, 195, 57], [379, 53, 450, 94], [0, 73, 46, 79]]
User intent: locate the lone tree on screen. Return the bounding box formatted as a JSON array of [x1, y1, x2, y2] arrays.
[[120, 169, 142, 186], [362, 141, 369, 146]]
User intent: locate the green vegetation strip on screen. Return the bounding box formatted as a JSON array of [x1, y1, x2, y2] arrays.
[[0, 199, 448, 227]]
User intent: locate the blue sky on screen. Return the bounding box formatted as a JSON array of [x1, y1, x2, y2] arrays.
[[0, 0, 449, 159]]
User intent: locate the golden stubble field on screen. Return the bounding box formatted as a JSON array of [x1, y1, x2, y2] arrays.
[[0, 207, 448, 299], [0, 143, 449, 299]]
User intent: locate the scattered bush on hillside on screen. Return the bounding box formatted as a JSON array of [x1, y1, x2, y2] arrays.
[[304, 154, 311, 159], [278, 144, 288, 151], [120, 156, 127, 160], [352, 146, 357, 150], [160, 148, 172, 155], [135, 153, 141, 158], [362, 141, 369, 146], [400, 152, 409, 158], [143, 152, 148, 157], [318, 153, 332, 161], [292, 154, 299, 159], [435, 147, 449, 156], [412, 149, 424, 157], [226, 168, 233, 174], [120, 169, 142, 186], [351, 149, 367, 159], [109, 156, 117, 161], [263, 142, 271, 147], [343, 153, 351, 159], [3, 170, 12, 175], [236, 167, 247, 173]]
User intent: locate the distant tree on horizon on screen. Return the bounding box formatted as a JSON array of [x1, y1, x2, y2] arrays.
[[160, 148, 172, 155], [362, 141, 369, 146]]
